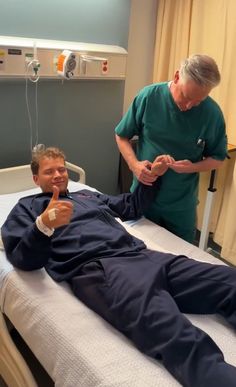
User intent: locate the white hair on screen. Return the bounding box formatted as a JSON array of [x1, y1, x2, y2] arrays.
[[179, 54, 221, 87]]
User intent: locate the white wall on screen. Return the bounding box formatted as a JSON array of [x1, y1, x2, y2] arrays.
[[123, 0, 158, 113]]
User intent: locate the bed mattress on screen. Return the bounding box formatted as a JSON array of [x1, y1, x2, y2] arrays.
[[1, 183, 236, 387]]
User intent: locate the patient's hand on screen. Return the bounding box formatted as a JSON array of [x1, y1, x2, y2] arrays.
[[41, 186, 73, 229], [151, 155, 175, 176]]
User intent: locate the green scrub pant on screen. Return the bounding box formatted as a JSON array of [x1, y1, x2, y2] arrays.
[[145, 204, 196, 243]]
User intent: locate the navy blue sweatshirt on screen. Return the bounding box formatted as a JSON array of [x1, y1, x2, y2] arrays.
[[2, 182, 160, 282]]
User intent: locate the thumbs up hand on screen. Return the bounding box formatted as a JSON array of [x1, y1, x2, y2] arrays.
[[41, 186, 73, 229]]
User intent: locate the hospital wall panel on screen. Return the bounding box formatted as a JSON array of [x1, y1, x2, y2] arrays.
[[0, 0, 131, 195]]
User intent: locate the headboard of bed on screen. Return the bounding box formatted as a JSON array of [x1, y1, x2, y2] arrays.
[[0, 162, 86, 194]]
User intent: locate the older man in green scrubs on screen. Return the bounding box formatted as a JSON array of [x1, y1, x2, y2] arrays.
[[115, 54, 227, 243]]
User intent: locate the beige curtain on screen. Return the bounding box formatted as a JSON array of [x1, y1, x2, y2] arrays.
[[153, 0, 192, 81], [153, 0, 236, 264]]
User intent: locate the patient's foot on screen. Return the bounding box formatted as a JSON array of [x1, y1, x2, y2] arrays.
[[151, 155, 175, 176], [151, 161, 164, 176]]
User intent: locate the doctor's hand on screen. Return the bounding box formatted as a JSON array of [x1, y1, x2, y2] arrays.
[[41, 186, 74, 229], [167, 159, 193, 173], [133, 160, 157, 186]]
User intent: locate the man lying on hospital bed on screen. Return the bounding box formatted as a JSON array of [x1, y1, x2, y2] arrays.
[[2, 146, 236, 387]]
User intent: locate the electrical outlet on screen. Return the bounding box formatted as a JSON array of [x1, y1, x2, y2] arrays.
[[101, 60, 108, 75]]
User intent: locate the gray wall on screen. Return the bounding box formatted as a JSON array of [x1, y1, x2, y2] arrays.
[[123, 0, 157, 112], [0, 0, 131, 194]]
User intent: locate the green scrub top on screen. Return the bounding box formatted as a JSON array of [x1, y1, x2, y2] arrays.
[[115, 82, 227, 211]]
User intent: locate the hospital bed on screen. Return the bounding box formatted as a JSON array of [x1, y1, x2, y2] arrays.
[[0, 163, 236, 387]]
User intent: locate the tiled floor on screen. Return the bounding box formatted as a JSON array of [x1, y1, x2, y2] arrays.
[[194, 230, 223, 260]]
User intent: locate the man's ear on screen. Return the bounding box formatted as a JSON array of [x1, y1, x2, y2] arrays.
[[33, 175, 40, 186], [173, 70, 180, 84]]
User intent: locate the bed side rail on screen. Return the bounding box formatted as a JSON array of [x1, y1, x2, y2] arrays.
[[0, 163, 86, 194]]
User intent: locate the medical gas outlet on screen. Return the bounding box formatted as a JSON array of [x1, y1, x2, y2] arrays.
[[101, 60, 109, 75], [25, 54, 40, 70]]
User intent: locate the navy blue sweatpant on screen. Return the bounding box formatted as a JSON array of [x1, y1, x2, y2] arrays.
[[70, 250, 236, 387]]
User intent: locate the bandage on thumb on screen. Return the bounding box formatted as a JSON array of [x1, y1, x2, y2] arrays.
[[48, 208, 57, 221]]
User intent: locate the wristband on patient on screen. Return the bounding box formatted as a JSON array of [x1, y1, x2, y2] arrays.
[[36, 215, 54, 237]]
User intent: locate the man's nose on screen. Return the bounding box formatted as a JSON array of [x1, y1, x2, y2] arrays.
[[53, 170, 61, 177]]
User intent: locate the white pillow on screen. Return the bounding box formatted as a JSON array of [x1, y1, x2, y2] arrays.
[[0, 187, 41, 227], [0, 187, 41, 250]]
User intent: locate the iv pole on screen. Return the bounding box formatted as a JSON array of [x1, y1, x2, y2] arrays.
[[199, 144, 236, 251]]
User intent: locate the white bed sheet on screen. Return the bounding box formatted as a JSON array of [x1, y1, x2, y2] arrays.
[[0, 182, 236, 387]]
